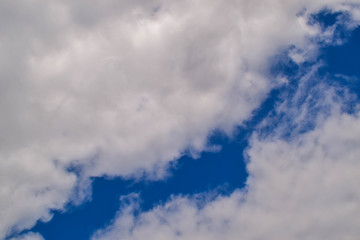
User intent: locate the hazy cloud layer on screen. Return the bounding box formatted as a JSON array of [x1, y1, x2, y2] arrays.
[[1, 0, 360, 238]]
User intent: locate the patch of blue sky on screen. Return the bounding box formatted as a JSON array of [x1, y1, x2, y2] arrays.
[[320, 27, 360, 91], [29, 111, 255, 240], [17, 11, 360, 240]]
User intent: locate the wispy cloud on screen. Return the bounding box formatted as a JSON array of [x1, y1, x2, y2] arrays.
[[9, 232, 44, 240]]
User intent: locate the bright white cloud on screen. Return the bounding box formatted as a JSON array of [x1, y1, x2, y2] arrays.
[[1, 0, 360, 238], [92, 88, 360, 240]]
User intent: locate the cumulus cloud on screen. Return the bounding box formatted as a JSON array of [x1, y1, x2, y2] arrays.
[[92, 85, 360, 240], [1, 0, 360, 238]]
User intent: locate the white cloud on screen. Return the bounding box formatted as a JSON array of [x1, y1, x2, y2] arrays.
[[0, 149, 76, 237], [92, 89, 360, 240], [9, 232, 44, 240], [1, 0, 360, 238]]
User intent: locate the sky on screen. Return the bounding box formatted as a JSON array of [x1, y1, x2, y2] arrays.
[[1, 1, 360, 240]]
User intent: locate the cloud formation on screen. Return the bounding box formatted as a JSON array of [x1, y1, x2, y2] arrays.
[[93, 83, 360, 240], [1, 0, 360, 238]]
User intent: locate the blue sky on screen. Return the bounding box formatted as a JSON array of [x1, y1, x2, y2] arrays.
[[2, 1, 360, 240]]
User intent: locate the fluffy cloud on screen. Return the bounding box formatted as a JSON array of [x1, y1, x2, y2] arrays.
[[1, 0, 360, 238], [92, 89, 360, 240]]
